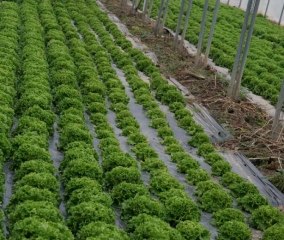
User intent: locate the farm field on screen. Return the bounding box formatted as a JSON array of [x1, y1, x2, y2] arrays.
[[0, 0, 284, 239], [148, 0, 284, 105]]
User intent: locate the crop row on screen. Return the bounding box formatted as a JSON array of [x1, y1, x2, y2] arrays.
[[3, 0, 74, 239], [142, 0, 284, 105], [85, 0, 284, 239], [0, 2, 20, 239]]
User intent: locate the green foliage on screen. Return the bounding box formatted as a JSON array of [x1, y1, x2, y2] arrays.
[[127, 214, 183, 240], [58, 114, 84, 129], [220, 172, 244, 187], [177, 156, 200, 173], [104, 166, 142, 189], [14, 160, 55, 182], [0, 133, 11, 157], [67, 202, 115, 233], [108, 91, 129, 104], [146, 108, 166, 119], [12, 144, 52, 169], [196, 143, 215, 157], [62, 159, 103, 184], [121, 195, 164, 222], [111, 182, 149, 205], [175, 109, 192, 120], [250, 205, 284, 230], [117, 117, 139, 129], [77, 222, 130, 240], [194, 180, 222, 197], [102, 152, 137, 172], [8, 186, 59, 211], [157, 127, 174, 138], [211, 160, 232, 176], [176, 221, 210, 240], [158, 189, 189, 203], [109, 102, 129, 112], [164, 144, 184, 155], [66, 190, 112, 211], [211, 208, 246, 227], [171, 152, 192, 163], [8, 201, 63, 226], [141, 158, 167, 172], [56, 97, 83, 114], [237, 193, 268, 213], [262, 224, 284, 240], [121, 126, 140, 136], [204, 152, 225, 165], [188, 133, 210, 148], [186, 169, 210, 185], [164, 196, 201, 226], [169, 102, 185, 113], [116, 110, 133, 121], [217, 221, 252, 240], [14, 173, 59, 194], [127, 132, 147, 145], [132, 143, 158, 160], [150, 118, 169, 129], [160, 136, 179, 146], [149, 170, 184, 195], [98, 137, 119, 150], [90, 113, 107, 125], [10, 217, 74, 240], [87, 102, 107, 115], [64, 177, 102, 199], [229, 181, 259, 198], [198, 189, 233, 213]]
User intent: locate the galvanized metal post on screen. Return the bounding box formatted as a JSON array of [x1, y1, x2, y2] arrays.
[[264, 0, 270, 17], [143, 0, 148, 13], [180, 0, 193, 43], [155, 0, 165, 34], [204, 0, 220, 65], [228, 0, 253, 96], [231, 0, 261, 99], [174, 0, 186, 48], [195, 0, 209, 65], [238, 0, 242, 8], [278, 4, 284, 25], [145, 0, 154, 23], [227, 0, 230, 5], [272, 80, 284, 139], [160, 0, 171, 34]]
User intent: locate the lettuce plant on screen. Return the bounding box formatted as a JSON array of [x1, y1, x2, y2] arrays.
[[211, 208, 246, 227]]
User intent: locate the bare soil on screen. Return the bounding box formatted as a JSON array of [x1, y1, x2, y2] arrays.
[[101, 0, 284, 190]]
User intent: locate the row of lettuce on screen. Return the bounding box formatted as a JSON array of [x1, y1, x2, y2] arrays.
[[0, 1, 19, 239], [88, 0, 284, 239], [2, 0, 73, 239], [145, 0, 284, 105]]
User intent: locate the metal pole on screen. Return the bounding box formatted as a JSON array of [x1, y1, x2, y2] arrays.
[[238, 0, 242, 8], [145, 0, 154, 23], [264, 0, 270, 17], [278, 4, 284, 25], [272, 79, 284, 138], [155, 0, 165, 33], [204, 0, 220, 65], [160, 0, 171, 34], [174, 0, 186, 47], [143, 0, 148, 13], [181, 0, 193, 43], [195, 0, 209, 65], [228, 0, 253, 96], [232, 0, 260, 99], [227, 0, 230, 5]]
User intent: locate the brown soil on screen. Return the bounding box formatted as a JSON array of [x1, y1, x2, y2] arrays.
[[102, 0, 284, 185]]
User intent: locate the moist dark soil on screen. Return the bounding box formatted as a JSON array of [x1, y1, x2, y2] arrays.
[[101, 0, 284, 193]]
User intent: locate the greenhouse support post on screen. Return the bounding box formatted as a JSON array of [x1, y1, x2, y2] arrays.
[[204, 0, 220, 65], [238, 0, 242, 8], [195, 0, 209, 65], [174, 0, 186, 48], [278, 4, 284, 25], [231, 0, 261, 100], [145, 0, 154, 23], [228, 0, 253, 96], [154, 0, 171, 35], [143, 0, 148, 13], [180, 0, 193, 43], [264, 0, 270, 17], [271, 80, 284, 139]]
